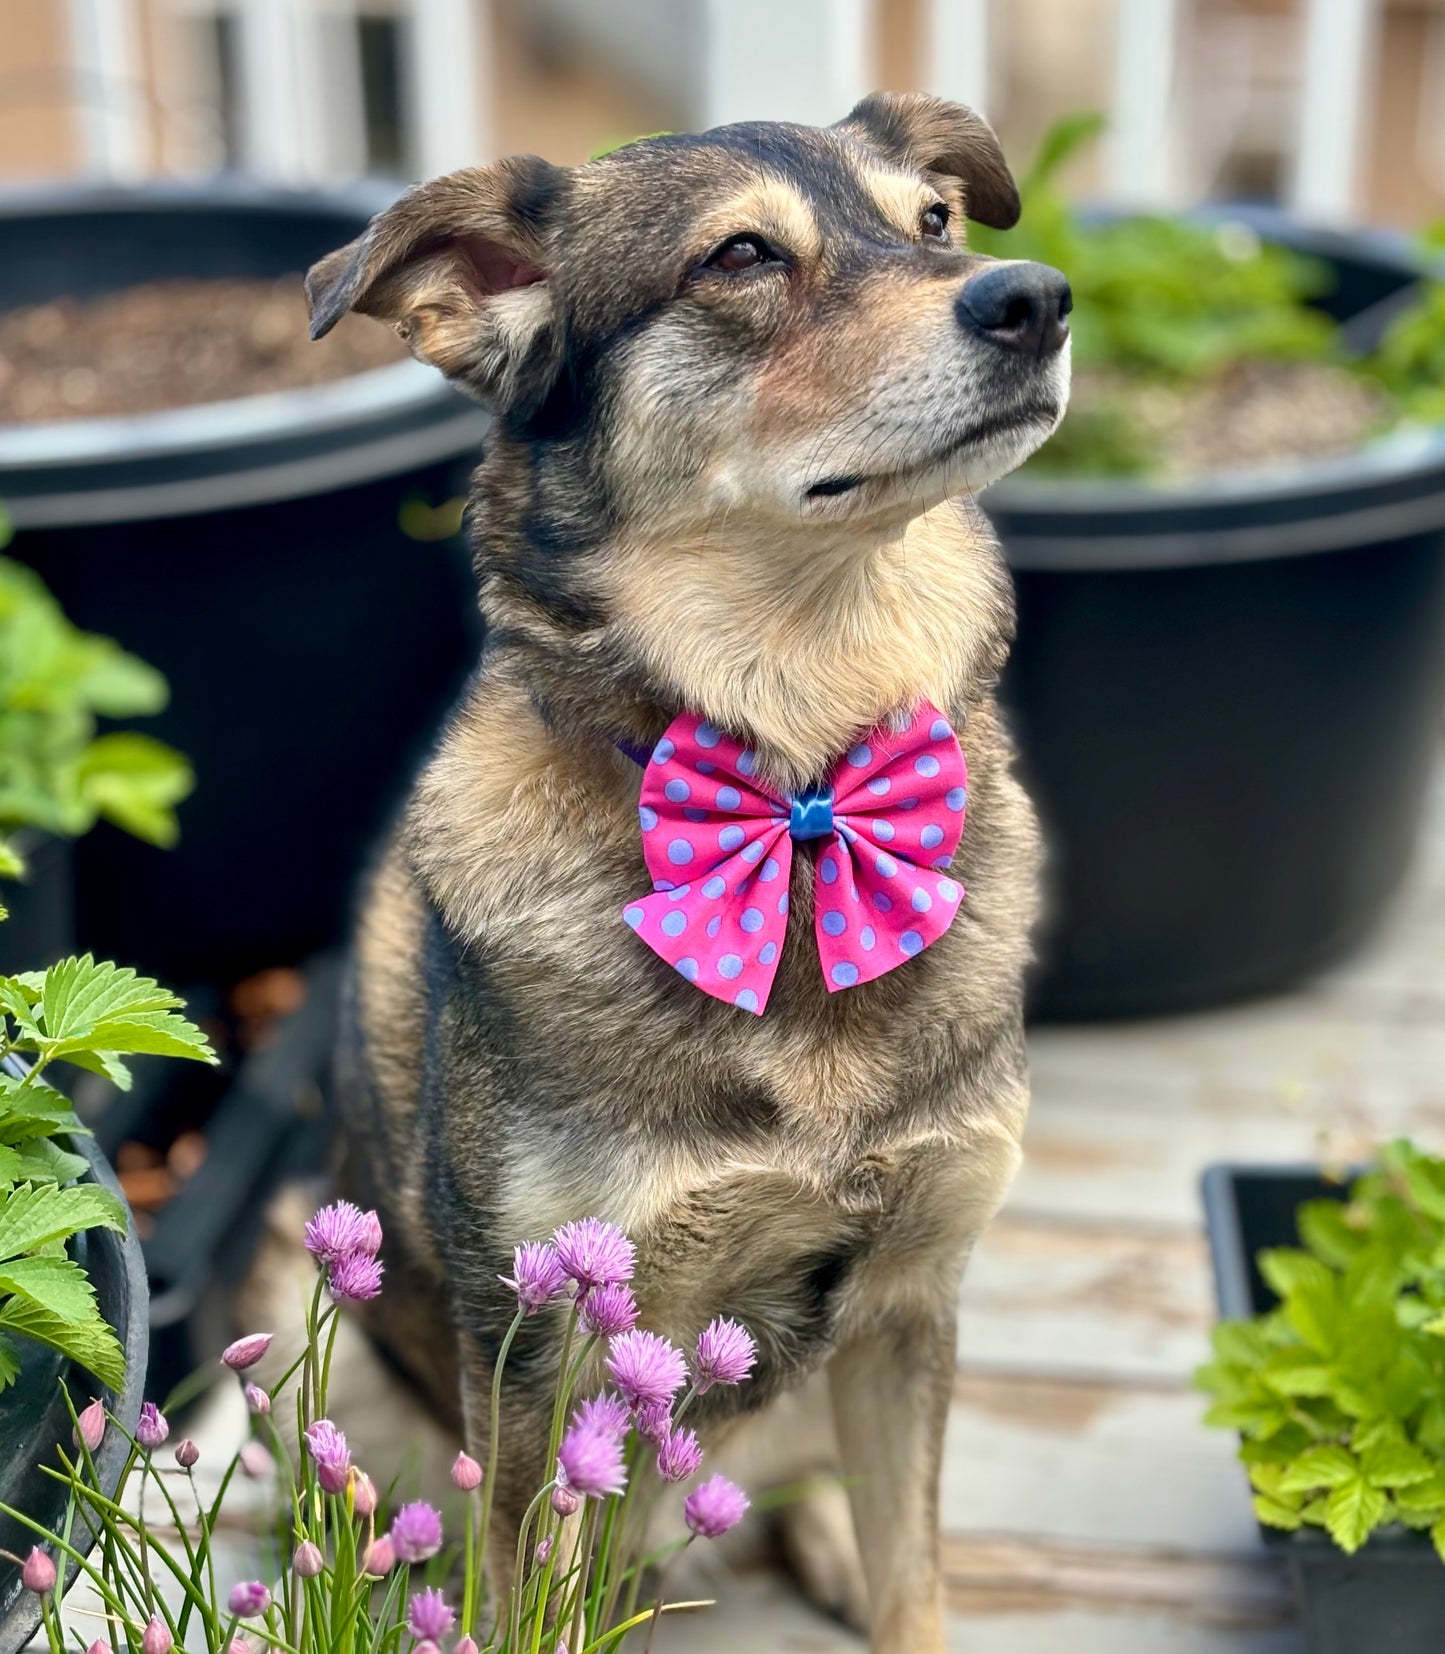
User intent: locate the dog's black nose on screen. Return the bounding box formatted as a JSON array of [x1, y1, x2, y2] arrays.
[[957, 262, 1072, 357]]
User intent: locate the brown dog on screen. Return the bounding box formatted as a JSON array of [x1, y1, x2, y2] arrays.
[[307, 92, 1067, 1652]]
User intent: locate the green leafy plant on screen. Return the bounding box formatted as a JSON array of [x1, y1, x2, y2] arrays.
[[1198, 1141, 1445, 1558], [0, 511, 193, 871], [1359, 222, 1445, 424], [0, 953, 216, 1391], [970, 115, 1344, 475]]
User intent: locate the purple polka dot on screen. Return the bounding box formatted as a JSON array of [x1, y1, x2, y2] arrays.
[[661, 910, 688, 937], [718, 954, 743, 980], [899, 797, 919, 811], [912, 887, 933, 913], [932, 855, 953, 870], [624, 905, 645, 929], [664, 778, 690, 803], [946, 787, 967, 812], [652, 738, 675, 764], [900, 930, 924, 956], [867, 776, 890, 796], [737, 750, 757, 776], [667, 883, 691, 901], [938, 878, 961, 903], [697, 760, 716, 775], [759, 941, 777, 965], [872, 891, 894, 913], [707, 915, 722, 938], [759, 857, 781, 882], [702, 876, 726, 898], [860, 925, 876, 950], [822, 911, 846, 937], [847, 744, 872, 768], [684, 807, 708, 822], [742, 839, 765, 864], [921, 824, 944, 849], [820, 856, 839, 884], [676, 957, 699, 981], [831, 961, 860, 987], [735, 988, 760, 1013], [872, 820, 895, 842], [667, 839, 694, 866], [778, 893, 789, 915], [696, 722, 722, 748], [930, 718, 951, 741], [915, 754, 941, 778], [716, 785, 742, 810], [719, 825, 745, 852], [875, 851, 898, 878], [639, 806, 658, 831], [653, 879, 675, 892], [741, 907, 765, 933]]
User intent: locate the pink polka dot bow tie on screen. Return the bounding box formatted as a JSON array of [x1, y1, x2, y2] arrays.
[[622, 702, 968, 1015]]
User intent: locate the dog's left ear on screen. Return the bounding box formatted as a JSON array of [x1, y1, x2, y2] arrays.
[[835, 92, 1020, 231], [305, 155, 568, 412]]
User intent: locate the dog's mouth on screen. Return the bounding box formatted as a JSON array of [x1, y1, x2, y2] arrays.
[[805, 404, 1059, 500]]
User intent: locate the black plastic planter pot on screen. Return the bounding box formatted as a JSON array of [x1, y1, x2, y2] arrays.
[[1202, 1164, 1445, 1651], [0, 1132, 148, 1654], [986, 209, 1445, 1020], [0, 180, 489, 985]]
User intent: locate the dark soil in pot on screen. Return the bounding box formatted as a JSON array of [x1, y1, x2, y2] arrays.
[[986, 210, 1445, 1020], [0, 1132, 148, 1654], [1203, 1165, 1445, 1653]]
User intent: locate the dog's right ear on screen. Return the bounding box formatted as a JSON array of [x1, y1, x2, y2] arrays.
[[306, 155, 567, 412]]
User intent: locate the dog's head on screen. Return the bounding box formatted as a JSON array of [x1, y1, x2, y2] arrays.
[[308, 93, 1069, 540]]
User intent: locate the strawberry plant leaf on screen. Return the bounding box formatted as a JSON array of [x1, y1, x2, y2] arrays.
[[0, 1292, 124, 1391], [1281, 1445, 1359, 1494], [1324, 1477, 1387, 1554], [0, 1182, 125, 1261]]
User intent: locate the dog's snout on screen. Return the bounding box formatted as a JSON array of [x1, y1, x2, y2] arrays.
[[956, 262, 1072, 357]]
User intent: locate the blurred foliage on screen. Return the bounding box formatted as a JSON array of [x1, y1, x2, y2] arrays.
[[1358, 221, 1445, 425], [0, 518, 193, 870], [971, 114, 1343, 475]]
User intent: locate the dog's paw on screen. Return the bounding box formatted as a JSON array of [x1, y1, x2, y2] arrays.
[[777, 1477, 871, 1634]]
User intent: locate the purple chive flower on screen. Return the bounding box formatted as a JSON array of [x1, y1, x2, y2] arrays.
[[141, 1618, 172, 1654], [635, 1400, 672, 1444], [226, 1642, 248, 1654], [407, 1588, 455, 1641], [551, 1483, 581, 1517], [74, 1397, 106, 1452], [239, 1441, 273, 1479], [412, 1644, 440, 1654], [390, 1501, 444, 1564], [227, 1582, 271, 1618], [304, 1199, 372, 1263], [328, 1251, 384, 1303], [535, 1534, 554, 1567], [358, 1209, 383, 1254], [174, 1439, 199, 1469], [304, 1419, 352, 1494], [693, 1318, 757, 1392], [572, 1392, 632, 1442], [292, 1541, 324, 1578], [221, 1333, 274, 1371], [557, 1424, 627, 1498], [606, 1329, 687, 1412], [352, 1470, 378, 1516], [136, 1402, 169, 1450], [553, 1219, 636, 1293], [455, 1639, 478, 1654], [579, 1282, 639, 1339], [499, 1242, 569, 1315], [244, 1384, 270, 1416], [363, 1536, 395, 1576], [21, 1549, 56, 1595], [657, 1426, 704, 1484], [684, 1475, 750, 1539], [87, 1641, 112, 1654], [451, 1451, 482, 1492]]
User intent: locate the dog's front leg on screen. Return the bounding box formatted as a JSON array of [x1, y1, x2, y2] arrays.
[[827, 1306, 956, 1654]]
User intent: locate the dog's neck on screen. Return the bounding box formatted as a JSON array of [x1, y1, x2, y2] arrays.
[[479, 497, 1014, 795]]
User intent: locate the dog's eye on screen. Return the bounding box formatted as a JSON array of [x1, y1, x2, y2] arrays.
[[704, 235, 777, 274], [920, 204, 950, 241]]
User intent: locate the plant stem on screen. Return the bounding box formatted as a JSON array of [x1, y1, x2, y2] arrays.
[[473, 1307, 527, 1629]]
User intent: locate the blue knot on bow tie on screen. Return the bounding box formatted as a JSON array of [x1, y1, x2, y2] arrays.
[[789, 785, 835, 842]]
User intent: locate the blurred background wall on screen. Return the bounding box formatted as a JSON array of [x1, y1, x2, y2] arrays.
[[2, 0, 1443, 227]]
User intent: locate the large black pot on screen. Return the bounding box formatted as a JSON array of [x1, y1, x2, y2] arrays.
[[0, 1132, 148, 1654], [1202, 1165, 1445, 1652], [986, 210, 1445, 1020], [0, 181, 488, 985]]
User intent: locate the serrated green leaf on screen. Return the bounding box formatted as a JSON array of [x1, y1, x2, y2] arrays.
[[1325, 1477, 1387, 1554], [1253, 1494, 1303, 1531], [1351, 1416, 1406, 1454], [1285, 1279, 1339, 1358], [1361, 1441, 1436, 1489], [0, 1182, 125, 1261], [1262, 1346, 1334, 1397], [61, 1048, 134, 1091], [1249, 1463, 1305, 1507], [1299, 1496, 1332, 1526], [1298, 1199, 1367, 1269], [1211, 1319, 1272, 1368], [1432, 1516, 1445, 1564], [1280, 1445, 1360, 1493], [1259, 1248, 1336, 1300], [0, 1145, 22, 1185], [0, 1293, 123, 1390], [0, 1334, 18, 1392], [1395, 1472, 1445, 1513], [11, 1139, 89, 1185], [0, 1255, 100, 1324]]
